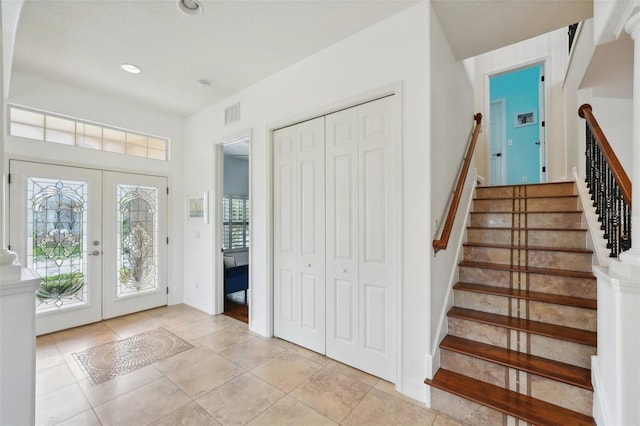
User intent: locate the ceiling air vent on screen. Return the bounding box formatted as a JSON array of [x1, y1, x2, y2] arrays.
[[225, 103, 241, 125]]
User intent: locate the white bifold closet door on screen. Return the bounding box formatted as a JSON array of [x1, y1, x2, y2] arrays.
[[273, 117, 326, 353], [325, 97, 396, 381], [274, 96, 396, 381]]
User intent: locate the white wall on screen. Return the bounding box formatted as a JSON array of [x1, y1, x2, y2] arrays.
[[5, 71, 186, 304], [428, 4, 475, 383], [184, 1, 430, 401], [471, 27, 569, 183], [223, 156, 249, 196]]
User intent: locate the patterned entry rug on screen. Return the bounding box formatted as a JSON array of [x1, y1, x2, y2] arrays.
[[73, 327, 193, 385]]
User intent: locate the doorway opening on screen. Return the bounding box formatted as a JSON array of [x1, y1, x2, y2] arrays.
[[488, 63, 546, 185], [220, 137, 250, 323]]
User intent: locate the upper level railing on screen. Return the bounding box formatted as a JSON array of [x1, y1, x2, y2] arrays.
[[568, 23, 579, 54], [579, 104, 632, 257], [433, 113, 482, 254]]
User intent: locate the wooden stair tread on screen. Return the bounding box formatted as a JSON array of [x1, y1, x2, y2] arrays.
[[440, 335, 593, 390], [476, 182, 575, 190], [466, 226, 587, 232], [425, 369, 595, 426], [454, 282, 597, 309], [471, 210, 582, 214], [458, 260, 596, 280], [474, 194, 579, 201], [448, 307, 597, 346], [464, 241, 592, 254]]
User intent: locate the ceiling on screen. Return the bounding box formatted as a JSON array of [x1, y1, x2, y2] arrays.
[[432, 0, 594, 60], [12, 0, 418, 117]]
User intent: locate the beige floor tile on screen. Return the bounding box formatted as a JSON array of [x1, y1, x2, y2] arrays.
[[272, 338, 331, 366], [36, 335, 65, 371], [247, 395, 336, 426], [93, 377, 191, 425], [146, 304, 212, 329], [36, 362, 76, 396], [375, 380, 426, 407], [342, 388, 437, 426], [35, 383, 91, 426], [104, 312, 165, 338], [166, 352, 245, 398], [326, 360, 380, 387], [195, 327, 254, 353], [154, 344, 218, 374], [219, 335, 285, 369], [55, 409, 101, 426], [433, 414, 466, 426], [150, 401, 221, 426], [76, 364, 164, 407], [171, 315, 238, 341], [290, 368, 372, 423], [251, 350, 323, 392], [53, 329, 120, 354], [196, 373, 285, 426]]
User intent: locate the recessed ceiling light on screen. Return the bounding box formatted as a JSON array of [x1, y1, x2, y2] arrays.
[[177, 0, 203, 15], [121, 63, 141, 74]]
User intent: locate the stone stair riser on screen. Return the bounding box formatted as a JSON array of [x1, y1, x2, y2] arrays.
[[458, 266, 597, 299], [453, 290, 596, 331], [447, 317, 595, 368], [476, 183, 576, 199], [440, 350, 593, 416], [470, 212, 584, 228], [430, 388, 507, 426], [463, 246, 593, 273], [466, 228, 587, 249], [473, 197, 579, 213]]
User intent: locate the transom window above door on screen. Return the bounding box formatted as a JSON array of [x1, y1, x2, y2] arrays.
[[8, 105, 169, 161]]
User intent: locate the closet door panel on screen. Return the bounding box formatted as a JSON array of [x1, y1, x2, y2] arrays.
[[273, 117, 325, 353], [357, 96, 397, 381], [326, 107, 359, 364]]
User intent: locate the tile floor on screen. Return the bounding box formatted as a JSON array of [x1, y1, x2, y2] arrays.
[[36, 304, 463, 426]]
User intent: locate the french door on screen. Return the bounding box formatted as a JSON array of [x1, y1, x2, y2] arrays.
[[9, 161, 168, 335]]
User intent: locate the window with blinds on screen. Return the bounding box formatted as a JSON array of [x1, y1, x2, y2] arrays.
[[8, 105, 168, 161], [223, 195, 250, 251]]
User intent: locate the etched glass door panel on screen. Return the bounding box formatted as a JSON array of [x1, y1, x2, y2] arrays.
[[117, 184, 158, 296], [9, 161, 103, 335], [31, 178, 87, 310], [102, 172, 167, 319]]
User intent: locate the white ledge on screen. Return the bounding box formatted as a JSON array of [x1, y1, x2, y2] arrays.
[[593, 265, 640, 295], [0, 268, 41, 297]]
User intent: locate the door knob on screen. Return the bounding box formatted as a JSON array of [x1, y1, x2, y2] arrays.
[[88, 250, 101, 256], [495, 153, 502, 157]]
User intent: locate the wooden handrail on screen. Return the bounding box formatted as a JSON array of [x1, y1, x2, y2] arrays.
[[578, 104, 632, 207], [433, 113, 482, 253]]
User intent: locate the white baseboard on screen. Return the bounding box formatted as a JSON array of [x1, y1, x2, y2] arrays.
[[591, 355, 610, 426]]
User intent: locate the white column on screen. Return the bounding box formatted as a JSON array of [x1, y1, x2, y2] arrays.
[[0, 269, 40, 426], [620, 12, 640, 267]]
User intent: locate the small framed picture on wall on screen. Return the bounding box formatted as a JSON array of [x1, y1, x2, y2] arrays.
[[188, 192, 208, 223], [514, 111, 537, 127]]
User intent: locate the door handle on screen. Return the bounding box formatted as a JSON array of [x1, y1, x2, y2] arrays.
[[494, 153, 502, 157], [88, 250, 101, 256], [535, 141, 541, 146]]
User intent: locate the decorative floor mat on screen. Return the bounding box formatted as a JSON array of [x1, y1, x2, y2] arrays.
[[73, 327, 193, 385]]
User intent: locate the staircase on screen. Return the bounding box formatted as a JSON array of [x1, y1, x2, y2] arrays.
[[426, 182, 597, 426]]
